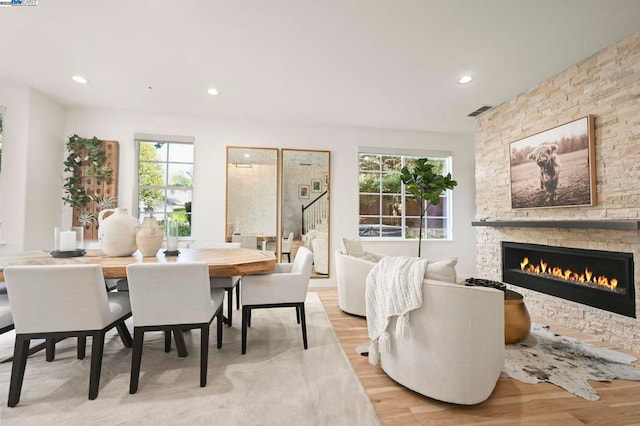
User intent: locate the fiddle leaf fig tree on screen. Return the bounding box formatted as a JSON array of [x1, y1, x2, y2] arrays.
[[400, 158, 457, 257]]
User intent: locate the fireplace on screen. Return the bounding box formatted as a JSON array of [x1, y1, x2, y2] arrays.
[[502, 241, 636, 318]]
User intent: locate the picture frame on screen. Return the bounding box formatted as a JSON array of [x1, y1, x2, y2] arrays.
[[509, 115, 595, 209], [311, 179, 322, 193], [298, 184, 309, 199]]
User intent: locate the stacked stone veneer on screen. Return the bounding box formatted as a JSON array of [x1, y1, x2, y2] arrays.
[[475, 31, 640, 354]]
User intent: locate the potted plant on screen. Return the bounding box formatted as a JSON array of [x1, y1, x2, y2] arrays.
[[400, 158, 457, 257]]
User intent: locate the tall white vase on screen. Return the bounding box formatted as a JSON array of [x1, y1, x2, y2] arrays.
[[97, 208, 139, 257], [135, 217, 164, 257]]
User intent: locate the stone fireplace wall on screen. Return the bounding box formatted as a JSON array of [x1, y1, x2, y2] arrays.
[[475, 31, 640, 353]]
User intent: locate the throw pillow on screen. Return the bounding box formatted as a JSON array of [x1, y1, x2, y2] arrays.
[[341, 237, 366, 258], [424, 257, 458, 283]]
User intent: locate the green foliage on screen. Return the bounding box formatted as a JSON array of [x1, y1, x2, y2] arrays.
[[184, 201, 192, 226], [138, 143, 164, 209], [171, 174, 192, 187], [400, 158, 457, 256], [62, 135, 112, 207]]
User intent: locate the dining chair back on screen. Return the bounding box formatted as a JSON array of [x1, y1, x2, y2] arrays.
[[281, 232, 294, 262], [3, 264, 132, 406], [184, 241, 242, 326], [240, 246, 313, 354], [125, 262, 224, 393]]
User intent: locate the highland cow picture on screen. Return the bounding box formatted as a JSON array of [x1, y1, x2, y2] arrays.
[[509, 115, 595, 209]]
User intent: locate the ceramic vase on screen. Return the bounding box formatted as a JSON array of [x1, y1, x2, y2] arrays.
[[136, 217, 164, 257], [97, 207, 139, 256]]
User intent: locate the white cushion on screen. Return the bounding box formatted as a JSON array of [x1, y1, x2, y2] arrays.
[[424, 257, 458, 283], [341, 238, 366, 258]]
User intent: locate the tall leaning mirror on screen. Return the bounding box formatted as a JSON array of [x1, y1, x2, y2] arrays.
[[281, 149, 330, 278], [226, 147, 279, 253]]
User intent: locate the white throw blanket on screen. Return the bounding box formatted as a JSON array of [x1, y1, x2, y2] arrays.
[[365, 256, 428, 365]]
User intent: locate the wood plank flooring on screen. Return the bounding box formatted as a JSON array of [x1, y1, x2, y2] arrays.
[[314, 287, 640, 425]]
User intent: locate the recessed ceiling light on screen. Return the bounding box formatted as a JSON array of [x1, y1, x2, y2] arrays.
[[207, 87, 219, 96], [72, 75, 88, 84], [458, 75, 473, 85], [244, 153, 251, 158]]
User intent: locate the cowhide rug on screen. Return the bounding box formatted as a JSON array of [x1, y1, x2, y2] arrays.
[[503, 323, 640, 400]]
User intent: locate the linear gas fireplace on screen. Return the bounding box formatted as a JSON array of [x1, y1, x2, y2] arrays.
[[502, 241, 635, 318]]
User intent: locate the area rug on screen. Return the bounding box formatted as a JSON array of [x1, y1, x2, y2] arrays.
[[0, 292, 381, 425], [503, 323, 640, 401]]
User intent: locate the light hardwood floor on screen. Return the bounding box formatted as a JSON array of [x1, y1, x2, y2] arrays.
[[314, 287, 640, 425]]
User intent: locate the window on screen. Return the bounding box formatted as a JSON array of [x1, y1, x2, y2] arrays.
[[136, 138, 194, 237], [358, 153, 453, 240]]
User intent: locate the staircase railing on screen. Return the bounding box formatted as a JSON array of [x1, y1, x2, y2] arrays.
[[301, 190, 328, 235]]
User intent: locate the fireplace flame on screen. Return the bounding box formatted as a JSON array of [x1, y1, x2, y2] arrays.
[[520, 257, 619, 291]]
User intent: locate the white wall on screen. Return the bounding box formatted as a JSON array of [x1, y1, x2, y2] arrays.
[[0, 80, 65, 253], [65, 108, 477, 284], [24, 89, 66, 250]]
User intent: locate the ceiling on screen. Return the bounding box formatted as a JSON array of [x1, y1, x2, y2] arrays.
[[1, 1, 639, 135]]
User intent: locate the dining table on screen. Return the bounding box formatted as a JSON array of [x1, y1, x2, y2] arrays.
[[0, 247, 277, 281], [0, 247, 276, 362]]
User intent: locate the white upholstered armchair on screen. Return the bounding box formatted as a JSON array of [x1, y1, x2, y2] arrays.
[[379, 279, 505, 405], [334, 249, 383, 316]]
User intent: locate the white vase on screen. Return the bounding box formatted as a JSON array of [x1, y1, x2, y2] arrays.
[[136, 217, 164, 257], [97, 208, 139, 256]]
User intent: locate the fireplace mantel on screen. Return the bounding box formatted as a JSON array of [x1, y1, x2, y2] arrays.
[[471, 220, 640, 230]]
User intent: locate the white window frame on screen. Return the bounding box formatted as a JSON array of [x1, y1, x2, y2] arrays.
[[134, 133, 195, 237], [358, 149, 454, 241]]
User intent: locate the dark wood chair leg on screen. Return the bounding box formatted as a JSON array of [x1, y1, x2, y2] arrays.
[[88, 332, 105, 400], [116, 321, 133, 348], [78, 336, 87, 359], [299, 303, 308, 350], [174, 328, 188, 358], [236, 282, 240, 310], [200, 324, 209, 387], [247, 308, 252, 328], [164, 330, 171, 353], [242, 306, 249, 354], [226, 288, 233, 327], [296, 306, 301, 324], [216, 308, 223, 349], [130, 328, 144, 394], [46, 338, 56, 362], [8, 336, 30, 407]]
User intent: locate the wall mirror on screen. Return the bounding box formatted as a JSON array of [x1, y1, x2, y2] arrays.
[[226, 147, 279, 252], [281, 149, 330, 278]]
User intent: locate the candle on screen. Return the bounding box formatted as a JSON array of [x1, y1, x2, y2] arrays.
[[166, 237, 178, 252], [59, 231, 76, 251]]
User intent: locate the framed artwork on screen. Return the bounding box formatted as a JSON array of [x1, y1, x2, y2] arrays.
[[509, 115, 595, 209], [311, 179, 322, 192], [298, 185, 309, 199]]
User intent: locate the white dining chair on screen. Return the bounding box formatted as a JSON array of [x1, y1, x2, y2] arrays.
[[240, 246, 313, 354], [190, 241, 242, 326], [125, 262, 224, 393], [3, 264, 133, 406], [281, 232, 294, 262]]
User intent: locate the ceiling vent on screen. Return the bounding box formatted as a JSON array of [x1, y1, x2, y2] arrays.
[[468, 105, 493, 117]]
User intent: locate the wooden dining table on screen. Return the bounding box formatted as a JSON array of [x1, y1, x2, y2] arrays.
[[0, 248, 277, 281]]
